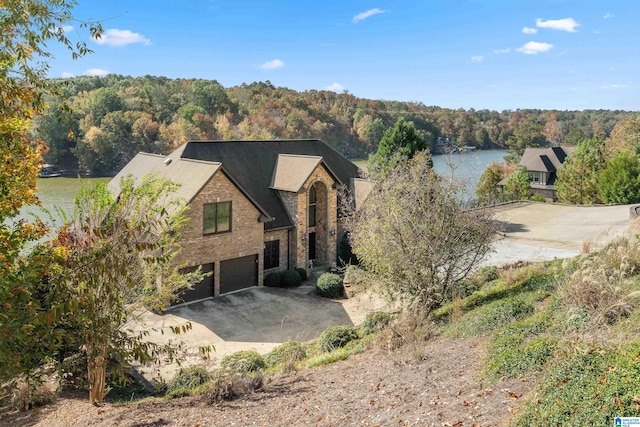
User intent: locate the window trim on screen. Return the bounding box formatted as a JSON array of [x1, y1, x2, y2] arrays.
[[203, 201, 232, 235]]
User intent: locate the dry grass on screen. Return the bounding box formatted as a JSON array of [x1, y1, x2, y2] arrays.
[[9, 378, 58, 412], [202, 371, 264, 403], [376, 312, 436, 359], [560, 233, 640, 329]]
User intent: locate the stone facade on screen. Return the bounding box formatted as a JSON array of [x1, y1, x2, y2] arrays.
[[294, 164, 338, 268], [176, 170, 264, 296]]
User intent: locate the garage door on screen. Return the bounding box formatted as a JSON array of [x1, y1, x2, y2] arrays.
[[174, 263, 214, 305], [220, 254, 258, 294]]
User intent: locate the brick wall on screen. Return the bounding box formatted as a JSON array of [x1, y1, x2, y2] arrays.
[[176, 170, 264, 295]]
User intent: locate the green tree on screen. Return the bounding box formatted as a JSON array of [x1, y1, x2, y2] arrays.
[[504, 167, 531, 201], [476, 162, 510, 204], [0, 0, 101, 391], [597, 152, 640, 204], [347, 152, 495, 314], [505, 118, 546, 162], [556, 137, 606, 204], [50, 175, 203, 405], [605, 115, 640, 156], [368, 117, 432, 178]]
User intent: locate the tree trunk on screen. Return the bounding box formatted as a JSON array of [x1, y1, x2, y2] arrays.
[[87, 346, 107, 406]]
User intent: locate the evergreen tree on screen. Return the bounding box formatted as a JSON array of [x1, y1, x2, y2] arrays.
[[556, 137, 606, 204]]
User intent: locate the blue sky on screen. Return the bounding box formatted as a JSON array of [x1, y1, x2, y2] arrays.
[[50, 0, 640, 111]]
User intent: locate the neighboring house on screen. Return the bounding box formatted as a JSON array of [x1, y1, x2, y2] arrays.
[[109, 140, 368, 304], [498, 146, 575, 200]]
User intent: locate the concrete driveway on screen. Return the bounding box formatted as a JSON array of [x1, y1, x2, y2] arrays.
[[484, 202, 633, 266], [135, 281, 388, 379], [135, 202, 635, 380]]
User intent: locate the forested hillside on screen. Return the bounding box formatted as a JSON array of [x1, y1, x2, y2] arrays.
[[33, 74, 635, 175]]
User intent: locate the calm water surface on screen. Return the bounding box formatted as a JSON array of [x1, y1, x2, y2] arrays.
[[21, 177, 110, 225], [354, 149, 508, 196]]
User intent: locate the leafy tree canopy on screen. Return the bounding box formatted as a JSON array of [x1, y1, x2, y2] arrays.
[[598, 152, 640, 205], [348, 152, 495, 314], [503, 167, 531, 201], [556, 137, 606, 205], [368, 117, 433, 178]]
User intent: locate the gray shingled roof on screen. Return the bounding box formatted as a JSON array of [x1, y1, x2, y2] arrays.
[[181, 140, 362, 230], [519, 146, 575, 172], [108, 144, 223, 214]]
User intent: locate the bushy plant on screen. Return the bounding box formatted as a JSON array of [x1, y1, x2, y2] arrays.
[[376, 312, 435, 358], [167, 365, 211, 393], [361, 311, 393, 336], [264, 340, 307, 368], [477, 265, 499, 283], [220, 350, 266, 373], [530, 193, 546, 202], [318, 325, 359, 352], [263, 271, 282, 287], [280, 269, 302, 288], [294, 267, 308, 282], [447, 278, 479, 301], [203, 370, 264, 403], [315, 273, 345, 298]]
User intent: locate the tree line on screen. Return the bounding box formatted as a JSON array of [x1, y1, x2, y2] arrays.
[[33, 74, 636, 176]]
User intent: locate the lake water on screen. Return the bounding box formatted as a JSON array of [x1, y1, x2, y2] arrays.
[[31, 150, 507, 220], [354, 149, 508, 197], [20, 177, 109, 226]]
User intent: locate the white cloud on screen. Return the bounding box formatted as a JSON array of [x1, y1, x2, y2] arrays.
[[603, 13, 614, 19], [258, 59, 284, 70], [325, 82, 345, 92], [93, 28, 152, 47], [61, 72, 75, 78], [494, 48, 511, 54], [471, 55, 484, 62], [352, 8, 386, 23], [62, 25, 74, 33], [601, 84, 626, 90], [522, 27, 538, 34], [84, 68, 110, 77], [535, 18, 580, 32], [517, 41, 554, 55]]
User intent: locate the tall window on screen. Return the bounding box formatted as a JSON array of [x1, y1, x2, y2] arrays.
[[308, 186, 316, 227], [203, 201, 231, 235], [264, 240, 280, 270]]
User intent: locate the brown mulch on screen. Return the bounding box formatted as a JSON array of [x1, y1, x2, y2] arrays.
[[2, 337, 534, 427]]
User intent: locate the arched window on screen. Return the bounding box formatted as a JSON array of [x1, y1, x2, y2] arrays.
[[308, 185, 317, 227]]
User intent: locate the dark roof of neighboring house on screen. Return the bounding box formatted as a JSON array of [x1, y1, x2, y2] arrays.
[[181, 140, 362, 230], [519, 146, 576, 173]]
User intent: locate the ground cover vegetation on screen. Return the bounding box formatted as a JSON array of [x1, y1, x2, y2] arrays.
[[428, 224, 640, 425]]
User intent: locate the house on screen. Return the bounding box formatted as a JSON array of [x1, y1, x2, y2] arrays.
[[499, 146, 575, 200], [109, 140, 368, 304]]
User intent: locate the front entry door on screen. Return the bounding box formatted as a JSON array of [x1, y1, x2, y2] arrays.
[[308, 232, 316, 260]]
